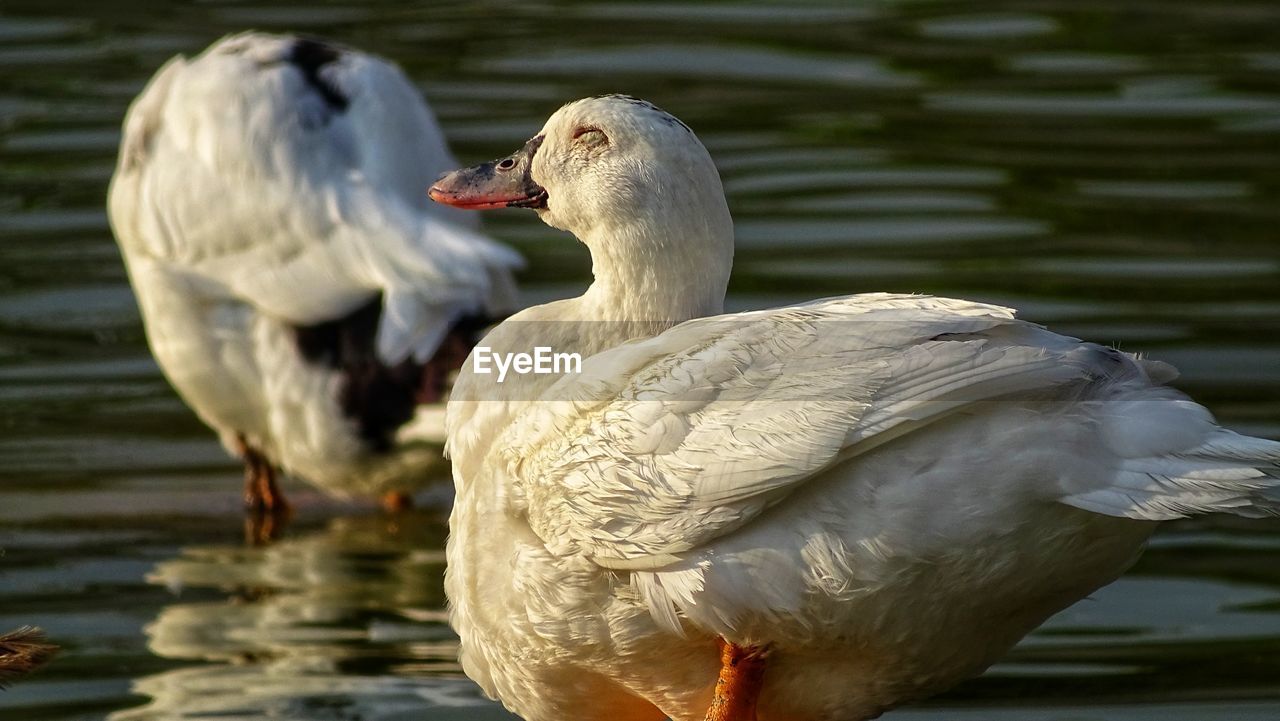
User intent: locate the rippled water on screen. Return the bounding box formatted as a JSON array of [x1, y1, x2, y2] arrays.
[[2, 0, 1280, 719]]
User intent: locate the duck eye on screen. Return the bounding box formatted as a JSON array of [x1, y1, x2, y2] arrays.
[[496, 157, 516, 171], [572, 126, 608, 146]]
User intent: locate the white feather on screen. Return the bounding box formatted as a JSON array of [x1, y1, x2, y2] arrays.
[[109, 32, 521, 496], [444, 95, 1280, 721]]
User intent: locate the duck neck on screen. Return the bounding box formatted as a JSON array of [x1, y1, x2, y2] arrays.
[[577, 210, 733, 326]]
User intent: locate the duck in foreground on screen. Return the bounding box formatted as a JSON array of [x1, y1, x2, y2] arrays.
[[108, 33, 521, 530], [430, 95, 1280, 721]]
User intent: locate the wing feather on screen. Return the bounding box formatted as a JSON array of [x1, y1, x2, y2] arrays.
[[502, 295, 1110, 570], [108, 33, 522, 366]]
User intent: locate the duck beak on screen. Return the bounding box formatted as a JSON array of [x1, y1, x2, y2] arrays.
[[429, 135, 548, 210]]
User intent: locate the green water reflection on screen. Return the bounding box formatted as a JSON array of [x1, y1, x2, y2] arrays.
[[2, 0, 1279, 718]]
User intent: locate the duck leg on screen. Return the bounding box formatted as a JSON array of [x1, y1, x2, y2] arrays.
[[705, 640, 768, 721], [236, 434, 291, 544], [237, 437, 288, 512], [381, 491, 414, 513]]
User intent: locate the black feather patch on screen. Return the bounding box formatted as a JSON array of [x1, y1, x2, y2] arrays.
[[293, 295, 493, 452], [288, 38, 349, 112]]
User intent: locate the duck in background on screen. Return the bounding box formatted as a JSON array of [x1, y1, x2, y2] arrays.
[[0, 627, 57, 689], [108, 32, 522, 539], [430, 95, 1280, 721]]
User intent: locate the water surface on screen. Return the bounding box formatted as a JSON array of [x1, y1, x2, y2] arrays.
[[2, 1, 1280, 719]]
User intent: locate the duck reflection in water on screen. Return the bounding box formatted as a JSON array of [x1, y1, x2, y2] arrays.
[[109, 510, 518, 721]]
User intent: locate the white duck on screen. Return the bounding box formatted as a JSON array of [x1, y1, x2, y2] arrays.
[[429, 95, 1280, 721], [108, 33, 521, 519]]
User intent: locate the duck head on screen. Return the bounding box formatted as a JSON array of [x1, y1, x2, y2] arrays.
[[431, 95, 733, 319]]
